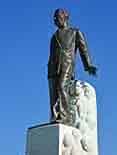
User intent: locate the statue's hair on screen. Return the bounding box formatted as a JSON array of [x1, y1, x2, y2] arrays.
[[54, 8, 69, 20]]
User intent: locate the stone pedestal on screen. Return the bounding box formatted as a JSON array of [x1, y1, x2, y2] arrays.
[[26, 123, 98, 155]]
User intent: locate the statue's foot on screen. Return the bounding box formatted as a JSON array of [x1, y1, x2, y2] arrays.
[[50, 113, 63, 124]]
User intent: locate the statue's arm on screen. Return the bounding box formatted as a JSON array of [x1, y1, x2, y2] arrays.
[[48, 35, 56, 79], [49, 35, 56, 61], [76, 30, 97, 76]]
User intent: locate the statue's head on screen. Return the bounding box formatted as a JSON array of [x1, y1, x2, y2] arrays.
[[53, 8, 69, 28]]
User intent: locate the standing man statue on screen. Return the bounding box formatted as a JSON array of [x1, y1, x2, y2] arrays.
[[48, 9, 97, 123]]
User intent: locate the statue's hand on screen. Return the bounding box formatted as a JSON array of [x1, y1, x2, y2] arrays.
[[86, 65, 98, 77]]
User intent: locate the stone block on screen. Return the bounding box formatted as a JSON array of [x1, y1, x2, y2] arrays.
[[26, 123, 98, 155]]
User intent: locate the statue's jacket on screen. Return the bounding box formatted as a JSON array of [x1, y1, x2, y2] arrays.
[[48, 27, 92, 79]]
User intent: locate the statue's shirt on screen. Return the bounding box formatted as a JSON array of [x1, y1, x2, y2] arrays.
[[55, 28, 77, 78], [56, 28, 76, 50], [48, 28, 77, 79]]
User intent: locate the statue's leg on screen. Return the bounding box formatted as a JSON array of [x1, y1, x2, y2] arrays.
[[48, 78, 58, 121], [58, 73, 70, 114]]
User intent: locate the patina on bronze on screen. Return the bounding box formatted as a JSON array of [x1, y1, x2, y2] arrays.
[[48, 9, 97, 122]]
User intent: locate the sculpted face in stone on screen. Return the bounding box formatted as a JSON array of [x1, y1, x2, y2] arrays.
[[54, 9, 69, 28]]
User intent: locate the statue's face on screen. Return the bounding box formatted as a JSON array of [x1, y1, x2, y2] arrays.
[[54, 9, 69, 28]]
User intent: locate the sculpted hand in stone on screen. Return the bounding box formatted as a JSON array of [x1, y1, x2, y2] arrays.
[[48, 9, 97, 122]]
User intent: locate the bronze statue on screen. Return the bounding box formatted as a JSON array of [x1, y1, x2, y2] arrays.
[[48, 9, 97, 122]]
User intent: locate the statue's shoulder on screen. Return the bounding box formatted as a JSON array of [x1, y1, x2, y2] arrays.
[[51, 30, 58, 39], [50, 31, 57, 42], [70, 27, 80, 33]]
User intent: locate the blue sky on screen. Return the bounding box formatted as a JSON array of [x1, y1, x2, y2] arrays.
[[0, 0, 116, 155]]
